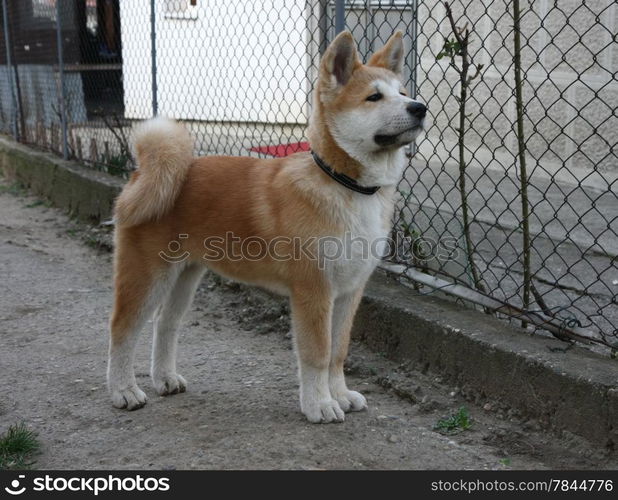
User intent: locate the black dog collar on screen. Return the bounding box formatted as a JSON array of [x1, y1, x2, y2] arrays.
[[310, 151, 380, 195]]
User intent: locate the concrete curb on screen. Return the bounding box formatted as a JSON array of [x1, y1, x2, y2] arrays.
[[0, 136, 123, 223], [1, 135, 616, 450], [359, 272, 617, 450]]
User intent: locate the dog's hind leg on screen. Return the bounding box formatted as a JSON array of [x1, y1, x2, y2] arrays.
[[108, 250, 179, 410], [151, 264, 205, 396], [329, 287, 367, 413], [291, 284, 344, 424]]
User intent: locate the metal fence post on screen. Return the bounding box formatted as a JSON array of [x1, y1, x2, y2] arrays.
[[409, 0, 418, 99], [335, 0, 345, 34], [55, 0, 69, 159], [150, 0, 158, 116], [2, 0, 18, 140], [408, 0, 419, 157], [364, 0, 374, 54], [318, 0, 328, 55]]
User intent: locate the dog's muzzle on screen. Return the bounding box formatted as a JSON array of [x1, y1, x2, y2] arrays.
[[407, 102, 427, 119], [374, 103, 427, 148]]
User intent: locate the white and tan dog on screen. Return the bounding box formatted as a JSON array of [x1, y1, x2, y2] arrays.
[[107, 31, 426, 423]]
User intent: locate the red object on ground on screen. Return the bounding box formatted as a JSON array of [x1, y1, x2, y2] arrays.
[[250, 141, 310, 158]]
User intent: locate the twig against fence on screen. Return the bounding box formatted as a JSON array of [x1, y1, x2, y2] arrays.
[[440, 2, 486, 295], [382, 263, 612, 349], [100, 113, 134, 167], [513, 0, 532, 328]]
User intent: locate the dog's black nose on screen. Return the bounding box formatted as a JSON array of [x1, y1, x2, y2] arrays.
[[407, 102, 427, 119]]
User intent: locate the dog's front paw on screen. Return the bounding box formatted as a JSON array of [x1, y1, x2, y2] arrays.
[[333, 389, 367, 413], [302, 398, 345, 424], [111, 385, 147, 410], [153, 373, 187, 396]]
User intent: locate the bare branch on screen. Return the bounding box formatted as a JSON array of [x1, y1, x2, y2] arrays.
[[466, 63, 484, 85], [448, 60, 462, 75], [444, 2, 464, 47]]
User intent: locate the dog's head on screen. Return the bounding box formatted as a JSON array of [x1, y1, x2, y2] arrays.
[[314, 31, 426, 159]]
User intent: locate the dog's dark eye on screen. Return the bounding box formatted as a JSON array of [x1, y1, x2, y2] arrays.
[[400, 92, 407, 96], [366, 93, 383, 102]]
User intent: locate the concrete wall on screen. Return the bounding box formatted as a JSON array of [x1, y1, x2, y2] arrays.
[[415, 0, 618, 175]]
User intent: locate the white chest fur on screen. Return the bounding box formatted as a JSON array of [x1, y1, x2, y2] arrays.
[[323, 192, 391, 296]]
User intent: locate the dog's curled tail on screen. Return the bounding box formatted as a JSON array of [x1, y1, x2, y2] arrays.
[[114, 117, 193, 227]]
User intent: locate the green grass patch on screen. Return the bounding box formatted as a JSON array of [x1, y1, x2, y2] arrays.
[[82, 234, 102, 249], [105, 154, 131, 177], [24, 200, 45, 208], [0, 181, 26, 196], [0, 423, 40, 470], [434, 406, 472, 435]]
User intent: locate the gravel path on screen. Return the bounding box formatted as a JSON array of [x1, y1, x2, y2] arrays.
[[0, 180, 614, 470]]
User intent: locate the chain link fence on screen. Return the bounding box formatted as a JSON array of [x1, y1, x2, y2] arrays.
[[1, 0, 617, 352]]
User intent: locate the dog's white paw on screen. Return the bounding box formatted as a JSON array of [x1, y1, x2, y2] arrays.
[[153, 373, 187, 396], [302, 399, 345, 424], [334, 390, 367, 413], [111, 385, 147, 410]]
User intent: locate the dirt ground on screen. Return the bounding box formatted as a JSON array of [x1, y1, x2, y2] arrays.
[[1, 180, 616, 470]]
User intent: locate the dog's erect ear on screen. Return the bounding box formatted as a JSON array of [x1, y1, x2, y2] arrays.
[[321, 31, 361, 87], [368, 31, 405, 76]]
